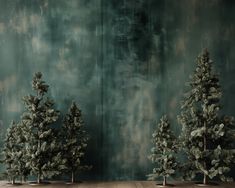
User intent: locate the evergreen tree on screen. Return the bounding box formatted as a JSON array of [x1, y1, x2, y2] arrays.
[[3, 121, 19, 184], [178, 50, 235, 185], [21, 72, 62, 184], [61, 102, 90, 183], [2, 121, 29, 184], [147, 115, 178, 187], [16, 121, 31, 182]]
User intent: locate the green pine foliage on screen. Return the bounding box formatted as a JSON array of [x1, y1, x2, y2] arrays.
[[2, 121, 30, 184], [3, 121, 19, 184], [147, 115, 178, 186], [178, 50, 235, 184], [2, 72, 91, 184], [61, 102, 90, 183], [13, 121, 30, 182], [21, 72, 63, 183]]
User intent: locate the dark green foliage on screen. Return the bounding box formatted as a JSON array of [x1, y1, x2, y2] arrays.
[[21, 72, 63, 183], [3, 121, 19, 184], [2, 121, 30, 184], [178, 50, 235, 183], [147, 115, 177, 186], [61, 102, 90, 183]]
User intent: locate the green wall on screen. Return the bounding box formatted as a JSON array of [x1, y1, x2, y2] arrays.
[[0, 0, 234, 180]]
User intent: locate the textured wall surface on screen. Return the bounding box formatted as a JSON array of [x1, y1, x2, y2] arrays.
[[0, 0, 234, 180]]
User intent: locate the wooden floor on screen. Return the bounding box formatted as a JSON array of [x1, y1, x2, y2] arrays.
[[0, 181, 234, 188]]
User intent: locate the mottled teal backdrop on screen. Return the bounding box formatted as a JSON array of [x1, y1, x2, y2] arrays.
[[0, 0, 234, 180]]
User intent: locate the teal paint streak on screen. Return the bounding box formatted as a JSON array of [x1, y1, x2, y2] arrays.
[[0, 0, 234, 180]]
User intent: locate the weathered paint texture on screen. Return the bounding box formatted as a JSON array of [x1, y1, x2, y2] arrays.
[[0, 0, 234, 180]]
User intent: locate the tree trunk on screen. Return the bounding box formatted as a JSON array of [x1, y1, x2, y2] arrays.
[[162, 148, 167, 186], [11, 177, 15, 185], [37, 137, 42, 184], [37, 173, 41, 184], [203, 174, 208, 185], [203, 122, 208, 185], [163, 176, 166, 186], [71, 171, 74, 183]]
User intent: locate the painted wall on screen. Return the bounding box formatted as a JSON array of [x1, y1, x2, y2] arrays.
[[0, 0, 234, 180]]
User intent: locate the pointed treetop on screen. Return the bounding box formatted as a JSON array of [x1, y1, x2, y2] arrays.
[[157, 115, 172, 132], [69, 101, 81, 116], [196, 49, 211, 70], [160, 115, 169, 125], [202, 48, 209, 60], [71, 101, 77, 110], [32, 72, 49, 96]]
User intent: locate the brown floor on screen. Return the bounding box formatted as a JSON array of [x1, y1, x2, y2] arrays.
[[0, 181, 234, 188]]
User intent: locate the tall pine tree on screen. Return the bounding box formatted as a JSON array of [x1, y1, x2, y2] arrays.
[[178, 50, 235, 185], [22, 72, 62, 184], [147, 115, 178, 187], [61, 102, 90, 184]]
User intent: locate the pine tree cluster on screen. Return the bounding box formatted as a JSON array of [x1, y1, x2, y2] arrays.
[[1, 50, 235, 186], [148, 50, 235, 186], [2, 72, 90, 184]]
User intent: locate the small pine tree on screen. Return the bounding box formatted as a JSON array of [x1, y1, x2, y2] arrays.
[[3, 121, 19, 184], [22, 72, 61, 184], [178, 50, 235, 185], [61, 102, 90, 183], [147, 115, 178, 186], [2, 121, 29, 184]]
